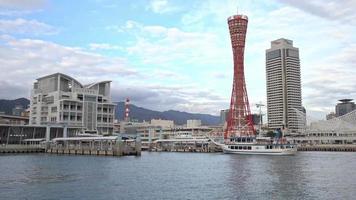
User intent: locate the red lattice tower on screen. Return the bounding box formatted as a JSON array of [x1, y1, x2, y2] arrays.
[[124, 97, 130, 122], [225, 14, 255, 139]]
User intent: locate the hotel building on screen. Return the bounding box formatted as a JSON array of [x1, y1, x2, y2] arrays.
[[266, 38, 303, 133], [29, 73, 115, 135]]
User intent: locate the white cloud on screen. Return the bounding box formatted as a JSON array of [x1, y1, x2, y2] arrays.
[[0, 35, 226, 115], [0, 18, 58, 35], [89, 43, 122, 50], [0, 0, 46, 9], [113, 83, 227, 114], [0, 36, 139, 99], [123, 20, 230, 67], [147, 0, 179, 14], [276, 0, 356, 24], [176, 0, 356, 119], [0, 0, 46, 16]]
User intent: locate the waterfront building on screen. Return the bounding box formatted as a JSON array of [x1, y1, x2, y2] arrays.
[[29, 73, 115, 135], [335, 99, 355, 117], [118, 119, 215, 150], [266, 38, 303, 134]]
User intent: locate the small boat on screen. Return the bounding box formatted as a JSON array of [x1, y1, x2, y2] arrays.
[[211, 136, 297, 156]]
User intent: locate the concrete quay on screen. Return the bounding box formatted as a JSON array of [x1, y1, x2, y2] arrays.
[[0, 136, 141, 156], [298, 144, 356, 152], [0, 145, 45, 153], [47, 143, 140, 156]]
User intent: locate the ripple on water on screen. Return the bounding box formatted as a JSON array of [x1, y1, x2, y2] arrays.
[[0, 152, 355, 200]]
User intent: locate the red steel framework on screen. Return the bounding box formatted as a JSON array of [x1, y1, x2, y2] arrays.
[[225, 14, 255, 139], [124, 97, 130, 122]]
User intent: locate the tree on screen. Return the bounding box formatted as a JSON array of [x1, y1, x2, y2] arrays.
[[266, 131, 275, 138]]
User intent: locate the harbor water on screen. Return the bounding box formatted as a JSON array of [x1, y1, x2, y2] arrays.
[[0, 152, 355, 200]]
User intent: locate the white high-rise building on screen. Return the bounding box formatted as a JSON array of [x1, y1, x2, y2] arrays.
[[29, 73, 115, 135], [266, 38, 303, 133]]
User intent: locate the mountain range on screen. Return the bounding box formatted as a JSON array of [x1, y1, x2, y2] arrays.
[[0, 98, 30, 115], [0, 98, 220, 125]]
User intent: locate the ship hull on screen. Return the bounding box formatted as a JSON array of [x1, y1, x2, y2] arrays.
[[221, 145, 297, 156]]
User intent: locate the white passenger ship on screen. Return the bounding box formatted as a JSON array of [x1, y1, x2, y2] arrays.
[[212, 136, 297, 156]]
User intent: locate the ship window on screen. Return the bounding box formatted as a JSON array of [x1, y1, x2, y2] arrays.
[[248, 146, 252, 150], [238, 146, 242, 150], [243, 146, 247, 150]]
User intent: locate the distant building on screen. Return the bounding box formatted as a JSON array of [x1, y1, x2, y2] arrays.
[[220, 109, 229, 125], [12, 105, 25, 116], [29, 73, 115, 135], [187, 119, 201, 128], [150, 119, 174, 128], [326, 112, 336, 120], [266, 38, 303, 133], [0, 114, 29, 125], [335, 99, 355, 117], [251, 114, 262, 125]]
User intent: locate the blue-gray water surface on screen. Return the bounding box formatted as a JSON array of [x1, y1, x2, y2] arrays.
[[0, 152, 355, 200]]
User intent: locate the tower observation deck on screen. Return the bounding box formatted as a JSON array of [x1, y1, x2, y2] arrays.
[[225, 13, 255, 139]]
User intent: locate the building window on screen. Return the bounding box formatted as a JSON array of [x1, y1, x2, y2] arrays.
[[51, 106, 57, 112]]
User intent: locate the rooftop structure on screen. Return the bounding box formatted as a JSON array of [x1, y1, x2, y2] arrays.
[[187, 119, 202, 128]]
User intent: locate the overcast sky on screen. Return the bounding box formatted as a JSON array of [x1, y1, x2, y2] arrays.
[[0, 0, 355, 119]]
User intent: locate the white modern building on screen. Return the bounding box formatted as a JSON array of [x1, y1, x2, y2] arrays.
[[150, 119, 174, 128], [29, 73, 115, 135], [187, 119, 202, 128], [266, 38, 303, 134]]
